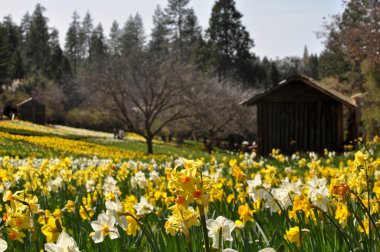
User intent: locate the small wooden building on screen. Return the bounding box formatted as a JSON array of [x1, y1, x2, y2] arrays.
[[17, 98, 46, 124], [243, 75, 357, 155]]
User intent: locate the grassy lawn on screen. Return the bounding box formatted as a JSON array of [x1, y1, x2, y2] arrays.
[[0, 120, 237, 160]]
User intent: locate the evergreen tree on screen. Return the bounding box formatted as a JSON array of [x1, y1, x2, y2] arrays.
[[20, 12, 31, 44], [361, 60, 380, 138], [319, 29, 354, 81], [24, 4, 51, 75], [89, 24, 107, 61], [80, 12, 94, 58], [276, 56, 301, 79], [181, 8, 202, 59], [0, 16, 24, 86], [303, 54, 319, 80], [302, 45, 309, 67], [0, 24, 8, 87], [260, 57, 271, 89], [203, 0, 255, 85], [268, 61, 280, 86], [120, 13, 146, 56], [49, 28, 71, 80], [149, 5, 171, 58], [2, 16, 21, 53], [164, 0, 202, 59], [108, 20, 122, 56], [9, 50, 24, 81], [65, 12, 82, 73]]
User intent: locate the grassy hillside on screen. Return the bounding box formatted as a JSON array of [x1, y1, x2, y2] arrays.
[[0, 120, 231, 160]]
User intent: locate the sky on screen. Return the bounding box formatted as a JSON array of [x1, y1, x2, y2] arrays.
[[0, 0, 345, 59]]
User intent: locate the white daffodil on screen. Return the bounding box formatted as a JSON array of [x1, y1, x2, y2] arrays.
[[85, 179, 95, 192], [270, 187, 292, 211], [223, 249, 238, 252], [206, 216, 236, 249], [91, 213, 120, 243], [131, 171, 148, 189], [103, 176, 120, 195], [307, 176, 330, 211], [149, 170, 160, 182], [247, 174, 267, 202], [258, 248, 276, 252], [134, 196, 154, 216], [0, 181, 12, 193], [0, 238, 7, 252], [106, 199, 128, 229], [44, 231, 80, 252]]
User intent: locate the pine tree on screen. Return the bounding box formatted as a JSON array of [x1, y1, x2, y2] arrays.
[[269, 62, 280, 85], [164, 0, 202, 59], [89, 24, 107, 61], [0, 24, 8, 87], [302, 45, 309, 67], [80, 12, 94, 58], [303, 54, 319, 80], [204, 0, 255, 84], [24, 4, 51, 75], [149, 5, 171, 58], [20, 12, 31, 44], [49, 28, 70, 80], [0, 16, 24, 86], [108, 20, 122, 56], [65, 12, 82, 73], [120, 13, 146, 56]]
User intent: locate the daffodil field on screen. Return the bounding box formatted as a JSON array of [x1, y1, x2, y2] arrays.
[[0, 121, 380, 251]]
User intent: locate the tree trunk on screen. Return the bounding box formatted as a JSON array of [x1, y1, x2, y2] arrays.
[[147, 137, 153, 154]]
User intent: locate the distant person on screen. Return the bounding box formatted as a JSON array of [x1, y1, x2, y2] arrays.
[[118, 129, 125, 140]]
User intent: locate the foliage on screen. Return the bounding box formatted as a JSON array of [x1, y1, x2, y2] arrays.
[[361, 60, 380, 138]]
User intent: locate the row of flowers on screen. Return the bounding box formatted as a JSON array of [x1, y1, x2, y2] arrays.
[[0, 131, 157, 161], [0, 142, 379, 251], [0, 120, 162, 143]]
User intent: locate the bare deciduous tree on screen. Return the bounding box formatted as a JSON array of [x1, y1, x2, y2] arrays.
[[89, 54, 193, 153], [186, 77, 257, 152]]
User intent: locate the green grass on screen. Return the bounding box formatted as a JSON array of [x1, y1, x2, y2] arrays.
[[89, 138, 236, 160], [0, 137, 63, 158], [0, 125, 97, 140], [0, 121, 237, 160]]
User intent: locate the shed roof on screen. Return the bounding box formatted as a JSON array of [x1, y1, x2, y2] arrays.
[[17, 97, 45, 107], [242, 75, 357, 109]]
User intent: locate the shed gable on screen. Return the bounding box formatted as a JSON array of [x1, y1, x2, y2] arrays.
[[257, 81, 340, 104]]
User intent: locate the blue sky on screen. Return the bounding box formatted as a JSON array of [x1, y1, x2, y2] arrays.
[[0, 0, 344, 59]]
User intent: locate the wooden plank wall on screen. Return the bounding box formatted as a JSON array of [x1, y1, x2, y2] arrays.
[[257, 102, 344, 155]]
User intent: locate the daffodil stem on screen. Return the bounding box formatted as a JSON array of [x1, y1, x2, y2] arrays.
[[198, 204, 210, 252], [350, 191, 380, 240], [124, 213, 159, 252], [364, 160, 372, 245], [312, 205, 354, 252], [218, 227, 223, 250]]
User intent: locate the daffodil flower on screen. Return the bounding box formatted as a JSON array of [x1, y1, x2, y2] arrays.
[[206, 216, 236, 248], [106, 199, 128, 229], [223, 249, 238, 252], [44, 231, 81, 252], [258, 248, 276, 252], [91, 213, 120, 243], [0, 238, 7, 252], [134, 196, 154, 216]]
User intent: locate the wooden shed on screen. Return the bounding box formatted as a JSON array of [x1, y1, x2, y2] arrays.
[[243, 75, 357, 155], [17, 98, 46, 124]]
